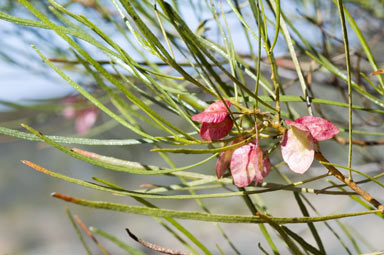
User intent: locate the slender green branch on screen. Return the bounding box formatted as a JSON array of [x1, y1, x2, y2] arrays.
[[52, 192, 384, 224], [336, 0, 353, 179]]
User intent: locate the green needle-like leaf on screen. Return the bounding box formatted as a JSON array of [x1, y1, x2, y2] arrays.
[[51, 192, 384, 224]]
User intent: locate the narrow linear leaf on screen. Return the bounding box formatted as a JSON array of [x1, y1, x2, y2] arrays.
[[0, 127, 155, 145], [51, 192, 384, 224], [257, 213, 304, 255], [65, 208, 92, 255], [21, 124, 216, 175]]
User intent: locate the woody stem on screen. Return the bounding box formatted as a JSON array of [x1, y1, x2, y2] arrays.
[[314, 151, 384, 211]]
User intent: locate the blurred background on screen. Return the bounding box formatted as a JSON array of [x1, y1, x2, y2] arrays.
[[1, 0, 384, 254]]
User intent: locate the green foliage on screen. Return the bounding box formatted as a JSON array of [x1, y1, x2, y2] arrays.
[[1, 0, 384, 253]]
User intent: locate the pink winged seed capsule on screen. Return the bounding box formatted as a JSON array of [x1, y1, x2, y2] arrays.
[[62, 96, 99, 135], [230, 144, 258, 187], [192, 100, 231, 123], [215, 138, 244, 179], [216, 150, 233, 179], [281, 116, 339, 174], [75, 108, 99, 135], [62, 95, 78, 119], [281, 125, 315, 174], [199, 117, 234, 141], [192, 100, 234, 141], [294, 116, 339, 141], [230, 143, 271, 187]]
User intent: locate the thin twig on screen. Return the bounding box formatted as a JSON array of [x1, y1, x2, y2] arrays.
[[321, 172, 384, 191], [336, 0, 353, 179], [315, 151, 384, 211], [126, 228, 192, 255], [334, 136, 384, 146]]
